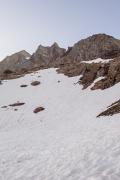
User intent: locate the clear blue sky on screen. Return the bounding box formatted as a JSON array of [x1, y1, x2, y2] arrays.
[[0, 0, 120, 59]]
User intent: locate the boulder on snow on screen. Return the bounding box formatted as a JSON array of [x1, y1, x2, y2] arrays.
[[31, 81, 40, 86], [20, 84, 28, 87], [33, 107, 45, 113], [9, 102, 25, 107]]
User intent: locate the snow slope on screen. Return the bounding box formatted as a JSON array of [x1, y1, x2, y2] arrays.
[[0, 68, 120, 180]]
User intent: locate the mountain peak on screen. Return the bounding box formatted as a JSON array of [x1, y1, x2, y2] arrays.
[[83, 33, 120, 44], [63, 33, 120, 62], [51, 42, 59, 48], [87, 33, 113, 39], [31, 42, 66, 66], [17, 50, 31, 57]]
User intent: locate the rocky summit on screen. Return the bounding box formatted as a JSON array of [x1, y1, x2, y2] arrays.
[[30, 42, 66, 68], [0, 33, 120, 93], [0, 50, 31, 74], [61, 34, 120, 63]]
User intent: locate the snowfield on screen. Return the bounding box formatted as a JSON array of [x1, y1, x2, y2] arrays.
[[0, 68, 120, 180]]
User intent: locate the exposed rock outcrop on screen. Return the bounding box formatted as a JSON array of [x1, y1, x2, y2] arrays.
[[91, 58, 120, 90], [97, 100, 120, 117], [58, 57, 120, 90]]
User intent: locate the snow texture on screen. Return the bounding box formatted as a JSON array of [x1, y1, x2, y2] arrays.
[[0, 68, 120, 180], [81, 58, 113, 64]]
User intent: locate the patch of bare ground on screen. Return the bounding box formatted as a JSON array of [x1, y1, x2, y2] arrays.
[[97, 100, 120, 117], [33, 107, 45, 114], [31, 81, 40, 86]]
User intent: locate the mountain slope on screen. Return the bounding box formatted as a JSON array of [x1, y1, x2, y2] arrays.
[[0, 68, 120, 179]]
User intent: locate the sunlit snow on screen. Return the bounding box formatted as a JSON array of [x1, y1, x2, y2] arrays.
[[0, 68, 120, 180], [81, 58, 113, 64]]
